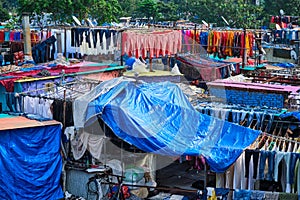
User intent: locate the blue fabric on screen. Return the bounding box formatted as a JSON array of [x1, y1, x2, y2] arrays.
[[25, 113, 52, 121], [272, 63, 295, 68], [289, 153, 300, 184], [125, 57, 136, 70], [215, 188, 230, 200], [250, 190, 265, 200], [280, 111, 300, 121], [0, 124, 63, 199], [258, 150, 276, 181], [266, 113, 274, 132], [234, 190, 251, 200], [83, 79, 261, 172]]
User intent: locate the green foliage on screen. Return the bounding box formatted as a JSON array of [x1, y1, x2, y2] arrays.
[[262, 0, 300, 26], [16, 0, 122, 25], [186, 0, 265, 28], [0, 0, 297, 29], [136, 0, 158, 20], [119, 0, 138, 18], [0, 8, 10, 22], [90, 0, 122, 23], [157, 1, 178, 21]]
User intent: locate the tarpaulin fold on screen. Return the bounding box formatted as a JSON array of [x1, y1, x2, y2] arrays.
[[74, 77, 261, 172]]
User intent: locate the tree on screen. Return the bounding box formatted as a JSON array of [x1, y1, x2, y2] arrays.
[[119, 0, 139, 18], [186, 0, 264, 29], [90, 0, 122, 24], [136, 0, 158, 21], [16, 0, 74, 27], [0, 0, 296, 29], [0, 0, 10, 21], [16, 0, 122, 26], [262, 0, 300, 26], [157, 1, 179, 21]]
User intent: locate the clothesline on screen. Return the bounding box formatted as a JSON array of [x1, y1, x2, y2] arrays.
[[260, 131, 300, 145], [15, 80, 75, 95]]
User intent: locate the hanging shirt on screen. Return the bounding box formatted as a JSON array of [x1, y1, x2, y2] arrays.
[[0, 31, 4, 42]]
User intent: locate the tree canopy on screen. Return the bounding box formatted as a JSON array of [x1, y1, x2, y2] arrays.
[[0, 0, 10, 22], [0, 0, 299, 29]]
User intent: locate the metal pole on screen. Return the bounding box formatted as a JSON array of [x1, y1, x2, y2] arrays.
[[22, 12, 32, 60], [64, 28, 67, 57]]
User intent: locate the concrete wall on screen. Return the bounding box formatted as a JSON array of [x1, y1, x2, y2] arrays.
[[264, 47, 296, 64]]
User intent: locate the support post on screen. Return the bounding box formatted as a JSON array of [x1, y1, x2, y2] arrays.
[[242, 28, 247, 68], [149, 58, 153, 72], [56, 31, 62, 53], [64, 28, 67, 57], [22, 12, 32, 60], [120, 31, 123, 66]]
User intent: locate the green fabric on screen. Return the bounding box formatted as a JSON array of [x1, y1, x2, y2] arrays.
[[14, 82, 23, 93], [0, 114, 15, 119], [256, 64, 266, 68], [242, 66, 256, 71], [0, 85, 8, 112], [278, 192, 298, 200]]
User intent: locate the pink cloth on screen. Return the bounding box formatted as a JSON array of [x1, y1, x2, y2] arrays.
[[122, 30, 182, 58], [208, 80, 300, 94], [9, 31, 14, 41]]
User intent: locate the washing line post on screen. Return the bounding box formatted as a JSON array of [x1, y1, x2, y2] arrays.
[[149, 58, 153, 72], [242, 28, 247, 68], [120, 31, 123, 66], [56, 30, 62, 53], [192, 24, 196, 53], [63, 89, 66, 128], [64, 28, 67, 57]]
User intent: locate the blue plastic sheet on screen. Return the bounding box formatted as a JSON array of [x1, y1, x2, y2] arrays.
[[0, 124, 63, 199], [77, 78, 261, 172], [272, 63, 295, 68]]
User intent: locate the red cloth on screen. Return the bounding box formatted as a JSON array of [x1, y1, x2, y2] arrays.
[[1, 64, 110, 92], [0, 31, 4, 42], [0, 77, 20, 92]]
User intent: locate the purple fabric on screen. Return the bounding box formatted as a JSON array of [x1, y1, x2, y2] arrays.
[[208, 80, 300, 94]]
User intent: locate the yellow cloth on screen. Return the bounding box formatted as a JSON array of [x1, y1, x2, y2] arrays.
[[207, 188, 217, 200]]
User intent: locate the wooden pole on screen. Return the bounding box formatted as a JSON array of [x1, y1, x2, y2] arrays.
[[56, 31, 62, 53], [150, 58, 153, 72], [167, 56, 171, 71], [193, 24, 197, 53], [242, 28, 247, 68]]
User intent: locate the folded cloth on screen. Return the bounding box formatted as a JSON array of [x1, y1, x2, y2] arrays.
[[264, 191, 279, 200], [250, 190, 265, 200], [233, 189, 251, 200], [278, 192, 298, 200]]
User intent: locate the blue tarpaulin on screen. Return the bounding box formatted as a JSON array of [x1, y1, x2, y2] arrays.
[[74, 77, 261, 172], [0, 124, 64, 199]]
